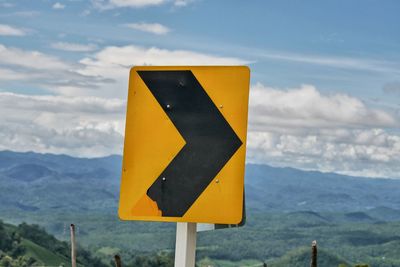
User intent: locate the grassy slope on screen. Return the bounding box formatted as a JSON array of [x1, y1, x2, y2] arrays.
[[22, 239, 72, 267]]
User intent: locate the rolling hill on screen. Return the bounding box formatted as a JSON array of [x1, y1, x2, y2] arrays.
[[0, 220, 106, 267]]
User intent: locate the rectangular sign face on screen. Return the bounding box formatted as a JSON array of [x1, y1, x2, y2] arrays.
[[119, 66, 250, 224]]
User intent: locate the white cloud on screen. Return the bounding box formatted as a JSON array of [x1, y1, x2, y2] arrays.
[[110, 0, 164, 7], [249, 83, 396, 130], [124, 22, 170, 35], [0, 92, 125, 114], [1, 85, 398, 178], [0, 43, 113, 92], [0, 24, 26, 36], [247, 83, 400, 178], [0, 92, 125, 157], [0, 11, 40, 18], [76, 44, 248, 97], [0, 68, 26, 80], [258, 51, 400, 75], [247, 129, 400, 179], [92, 0, 194, 9], [0, 42, 247, 97], [92, 0, 166, 9], [0, 44, 70, 70], [51, 42, 98, 52], [52, 2, 66, 9], [174, 0, 193, 7], [81, 45, 247, 67]]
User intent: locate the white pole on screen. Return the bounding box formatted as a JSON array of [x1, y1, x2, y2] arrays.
[[174, 222, 197, 267]]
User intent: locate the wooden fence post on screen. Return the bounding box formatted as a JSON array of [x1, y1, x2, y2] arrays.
[[70, 224, 76, 267], [114, 254, 122, 267], [311, 240, 317, 267]]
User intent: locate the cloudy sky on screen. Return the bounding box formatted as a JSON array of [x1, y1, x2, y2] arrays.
[[0, 0, 399, 178]]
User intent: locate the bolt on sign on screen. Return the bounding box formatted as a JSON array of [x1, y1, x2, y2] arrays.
[[119, 66, 250, 224]]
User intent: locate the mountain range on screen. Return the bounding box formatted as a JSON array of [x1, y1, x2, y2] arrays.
[[1, 150, 400, 216]]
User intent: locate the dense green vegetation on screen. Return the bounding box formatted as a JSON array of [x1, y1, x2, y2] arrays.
[[0, 220, 106, 267], [0, 219, 175, 267], [2, 210, 399, 266], [1, 151, 400, 266]]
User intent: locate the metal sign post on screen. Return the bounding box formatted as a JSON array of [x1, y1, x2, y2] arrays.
[[174, 222, 197, 267], [119, 66, 250, 266]]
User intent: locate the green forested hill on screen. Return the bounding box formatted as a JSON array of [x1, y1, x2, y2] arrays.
[[20, 239, 71, 267], [2, 214, 398, 266], [0, 220, 106, 267]]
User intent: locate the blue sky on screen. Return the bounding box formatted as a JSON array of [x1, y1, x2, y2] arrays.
[[0, 0, 399, 178]]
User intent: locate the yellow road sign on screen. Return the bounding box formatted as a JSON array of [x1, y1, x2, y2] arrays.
[[119, 66, 250, 224]]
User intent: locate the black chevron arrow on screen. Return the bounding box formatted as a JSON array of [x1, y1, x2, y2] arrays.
[[137, 70, 243, 217]]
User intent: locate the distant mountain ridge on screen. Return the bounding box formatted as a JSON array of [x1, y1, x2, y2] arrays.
[[246, 163, 400, 213], [0, 150, 121, 175], [1, 150, 400, 218], [0, 150, 121, 213]]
